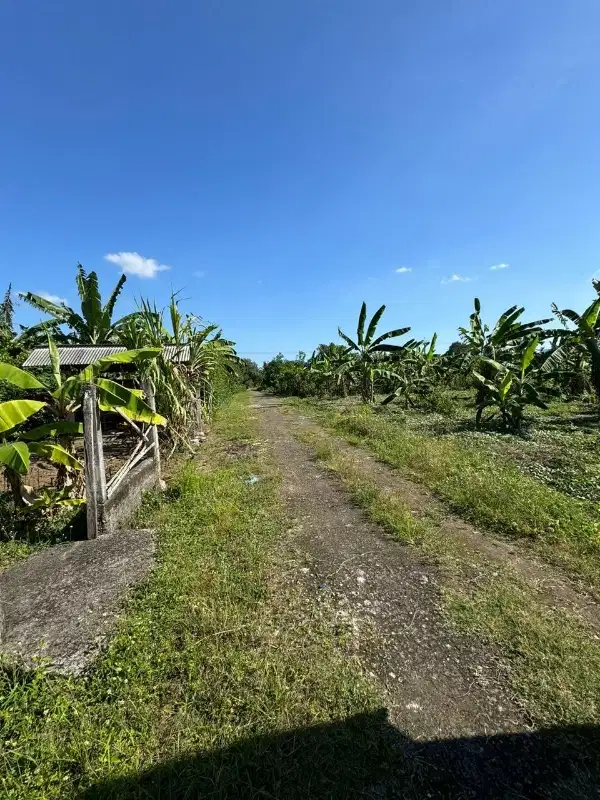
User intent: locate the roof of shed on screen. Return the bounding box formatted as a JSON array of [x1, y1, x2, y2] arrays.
[[22, 345, 190, 368]]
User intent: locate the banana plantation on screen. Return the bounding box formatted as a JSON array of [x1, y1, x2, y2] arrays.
[[0, 265, 240, 544], [263, 280, 600, 433]]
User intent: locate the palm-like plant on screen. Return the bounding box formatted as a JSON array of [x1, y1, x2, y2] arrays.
[[0, 344, 165, 500], [338, 302, 410, 403], [382, 333, 438, 406], [0, 396, 83, 505], [473, 335, 548, 431], [544, 283, 600, 403], [459, 298, 550, 406], [118, 294, 238, 448], [19, 264, 132, 344], [310, 343, 354, 397], [460, 298, 550, 364]]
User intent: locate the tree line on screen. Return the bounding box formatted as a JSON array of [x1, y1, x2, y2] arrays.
[[261, 280, 600, 432]]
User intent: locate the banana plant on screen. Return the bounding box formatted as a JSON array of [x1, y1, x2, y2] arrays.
[[473, 335, 548, 431], [382, 333, 438, 406], [0, 344, 166, 499], [0, 398, 83, 505], [460, 298, 551, 364], [543, 286, 600, 404], [310, 343, 355, 397], [460, 298, 550, 407], [338, 302, 411, 403], [18, 263, 136, 345]]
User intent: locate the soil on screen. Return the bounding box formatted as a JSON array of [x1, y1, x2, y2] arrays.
[[282, 407, 600, 634], [248, 392, 600, 797], [250, 394, 525, 739]]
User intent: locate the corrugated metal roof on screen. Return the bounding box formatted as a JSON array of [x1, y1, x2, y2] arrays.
[[23, 345, 190, 368]]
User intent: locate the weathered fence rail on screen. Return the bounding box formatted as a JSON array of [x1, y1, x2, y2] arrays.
[[83, 382, 163, 539]]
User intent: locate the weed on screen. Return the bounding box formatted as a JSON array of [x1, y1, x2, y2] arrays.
[[0, 394, 379, 798], [290, 399, 600, 592], [294, 424, 600, 728]]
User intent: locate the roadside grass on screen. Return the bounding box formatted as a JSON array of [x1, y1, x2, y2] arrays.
[[0, 393, 381, 799], [294, 425, 600, 728], [288, 399, 600, 593]]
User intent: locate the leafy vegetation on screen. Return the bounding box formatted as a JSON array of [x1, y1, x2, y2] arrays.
[[0, 394, 380, 799], [0, 268, 241, 552], [19, 265, 131, 345], [473, 335, 550, 430], [293, 423, 600, 729], [290, 398, 600, 592], [337, 302, 411, 403], [0, 347, 164, 506]]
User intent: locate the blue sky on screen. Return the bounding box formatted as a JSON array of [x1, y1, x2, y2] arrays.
[[1, 0, 600, 361]]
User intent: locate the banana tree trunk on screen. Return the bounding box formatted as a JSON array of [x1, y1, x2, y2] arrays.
[[5, 468, 24, 507], [360, 367, 373, 404], [587, 340, 600, 408], [55, 411, 80, 491]]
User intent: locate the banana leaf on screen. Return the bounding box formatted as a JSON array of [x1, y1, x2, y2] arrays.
[[0, 362, 45, 390], [0, 442, 30, 474], [0, 400, 46, 433]]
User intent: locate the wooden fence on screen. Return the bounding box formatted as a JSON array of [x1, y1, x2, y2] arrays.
[[83, 381, 162, 539]]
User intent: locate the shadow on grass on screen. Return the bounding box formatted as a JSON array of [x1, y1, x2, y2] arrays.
[[82, 710, 600, 799], [0, 492, 86, 545]]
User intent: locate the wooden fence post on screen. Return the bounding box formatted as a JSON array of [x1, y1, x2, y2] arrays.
[[83, 384, 99, 540], [143, 379, 164, 488]]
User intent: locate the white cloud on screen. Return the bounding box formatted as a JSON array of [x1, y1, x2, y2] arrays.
[[489, 263, 509, 271], [39, 291, 68, 305], [193, 270, 206, 279], [441, 273, 472, 285], [395, 267, 412, 274], [105, 251, 171, 279]]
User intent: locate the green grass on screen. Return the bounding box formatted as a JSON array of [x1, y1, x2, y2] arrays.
[[294, 425, 600, 729], [0, 393, 382, 799], [289, 399, 600, 592]]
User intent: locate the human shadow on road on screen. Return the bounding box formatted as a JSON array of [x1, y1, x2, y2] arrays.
[[81, 709, 600, 799]]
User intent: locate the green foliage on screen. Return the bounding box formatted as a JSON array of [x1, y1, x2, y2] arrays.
[[0, 285, 29, 401], [117, 293, 239, 444], [382, 334, 439, 407], [261, 353, 324, 397], [0, 347, 163, 505], [0, 399, 47, 433], [544, 284, 600, 402], [338, 302, 411, 403], [0, 395, 378, 798], [19, 264, 131, 345], [473, 336, 549, 430], [235, 357, 263, 388]]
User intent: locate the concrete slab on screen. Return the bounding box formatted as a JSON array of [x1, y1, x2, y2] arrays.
[[0, 529, 155, 674]]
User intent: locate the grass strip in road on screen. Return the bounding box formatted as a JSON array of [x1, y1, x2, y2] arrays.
[[288, 399, 600, 593], [294, 424, 600, 730], [0, 393, 380, 799]]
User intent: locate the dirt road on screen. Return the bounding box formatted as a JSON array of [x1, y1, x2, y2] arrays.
[[250, 393, 596, 798]]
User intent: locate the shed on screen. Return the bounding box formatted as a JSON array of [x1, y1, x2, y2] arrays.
[[23, 345, 190, 368]]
